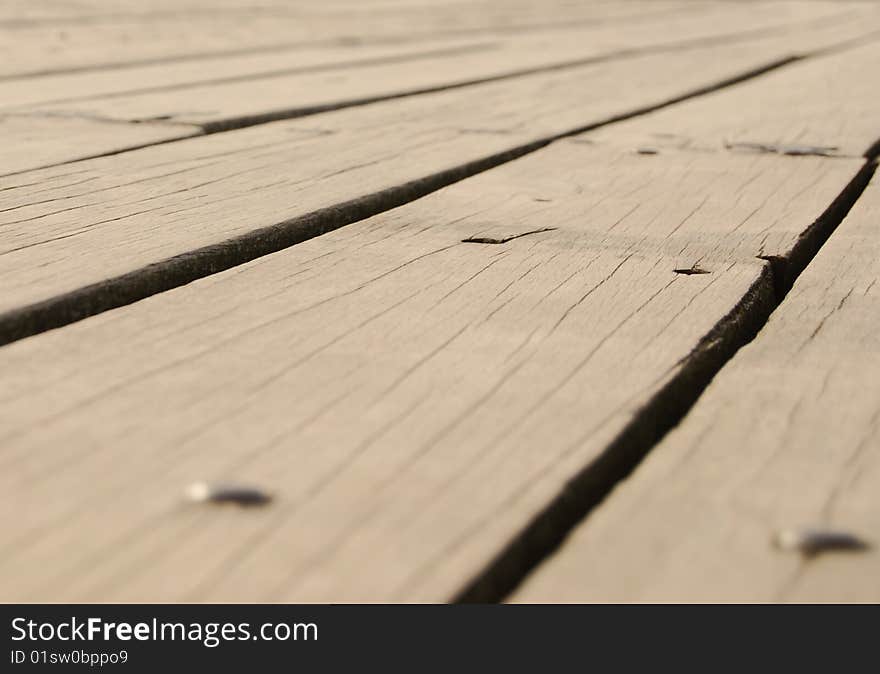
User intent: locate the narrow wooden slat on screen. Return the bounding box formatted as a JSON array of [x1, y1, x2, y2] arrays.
[[512, 169, 880, 603], [3, 35, 879, 333], [0, 115, 198, 178], [0, 141, 863, 601]]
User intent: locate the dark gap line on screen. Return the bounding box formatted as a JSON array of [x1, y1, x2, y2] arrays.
[[452, 157, 878, 603], [863, 137, 880, 161], [0, 55, 817, 348], [0, 55, 808, 348], [462, 228, 556, 245]]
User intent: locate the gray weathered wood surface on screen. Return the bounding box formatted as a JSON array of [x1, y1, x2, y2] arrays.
[[585, 39, 880, 159], [2, 0, 879, 603]]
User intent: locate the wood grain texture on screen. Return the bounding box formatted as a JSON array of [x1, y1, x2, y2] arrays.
[[0, 37, 832, 319], [512, 170, 880, 603], [0, 143, 863, 601], [585, 39, 880, 159]]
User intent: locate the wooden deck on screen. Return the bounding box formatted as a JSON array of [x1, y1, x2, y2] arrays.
[[1, 0, 879, 603]]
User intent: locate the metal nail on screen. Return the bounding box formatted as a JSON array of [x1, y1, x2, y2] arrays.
[[773, 527, 869, 558], [185, 481, 272, 507]]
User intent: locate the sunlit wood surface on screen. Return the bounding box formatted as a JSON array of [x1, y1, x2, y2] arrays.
[[1, 0, 879, 602]]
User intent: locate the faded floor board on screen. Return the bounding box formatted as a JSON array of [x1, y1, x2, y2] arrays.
[[0, 115, 198, 178], [584, 39, 880, 159], [512, 170, 880, 603], [0, 0, 691, 79], [0, 143, 863, 601], [5, 1, 857, 122], [0, 35, 843, 322], [5, 3, 870, 176]]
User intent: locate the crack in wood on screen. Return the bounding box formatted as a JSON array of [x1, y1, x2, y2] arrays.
[[673, 265, 711, 275], [461, 228, 556, 245], [725, 140, 841, 157]]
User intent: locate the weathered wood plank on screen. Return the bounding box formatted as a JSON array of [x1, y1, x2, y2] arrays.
[[0, 142, 864, 601], [512, 169, 880, 603], [584, 39, 880, 158], [0, 36, 841, 328], [0, 114, 198, 178]]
